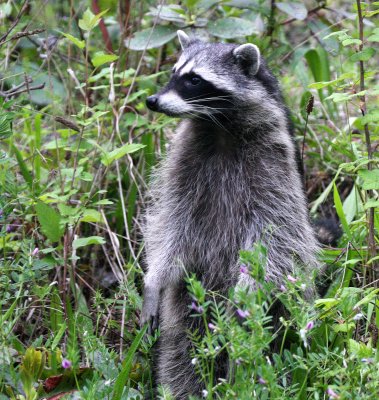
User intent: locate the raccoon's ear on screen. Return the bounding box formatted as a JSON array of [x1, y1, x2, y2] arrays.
[[177, 30, 191, 50], [233, 44, 261, 76]]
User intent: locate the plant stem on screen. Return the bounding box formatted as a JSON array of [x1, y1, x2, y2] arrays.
[[356, 0, 377, 284]]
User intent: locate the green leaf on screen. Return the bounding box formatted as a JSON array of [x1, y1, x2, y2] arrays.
[[341, 38, 362, 46], [0, 113, 13, 140], [72, 236, 105, 250], [357, 110, 379, 125], [51, 323, 67, 350], [358, 169, 379, 190], [78, 8, 108, 31], [208, 17, 256, 39], [92, 51, 119, 67], [80, 209, 103, 223], [36, 201, 64, 242], [125, 26, 178, 50], [112, 325, 147, 400], [101, 143, 146, 166], [59, 32, 85, 49], [350, 47, 375, 61], [333, 183, 352, 241], [276, 2, 308, 20]]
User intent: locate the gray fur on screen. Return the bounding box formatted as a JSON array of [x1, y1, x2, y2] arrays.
[[142, 33, 319, 399]]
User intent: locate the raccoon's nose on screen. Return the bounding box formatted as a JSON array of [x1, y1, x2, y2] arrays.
[[146, 95, 158, 111]]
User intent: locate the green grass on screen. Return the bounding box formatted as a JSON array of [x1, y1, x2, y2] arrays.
[[0, 1, 378, 399]]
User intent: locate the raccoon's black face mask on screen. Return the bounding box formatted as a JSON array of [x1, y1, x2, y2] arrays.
[[146, 70, 233, 118], [146, 31, 260, 119]]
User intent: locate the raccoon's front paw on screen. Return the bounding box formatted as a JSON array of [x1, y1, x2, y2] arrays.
[[141, 286, 160, 334]]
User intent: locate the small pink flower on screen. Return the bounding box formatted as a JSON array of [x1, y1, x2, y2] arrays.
[[191, 301, 203, 314], [306, 321, 314, 330], [208, 323, 217, 331], [236, 309, 250, 318], [327, 388, 340, 399], [280, 284, 287, 292], [258, 377, 267, 385], [240, 265, 248, 274], [32, 247, 39, 256], [287, 274, 297, 283], [62, 359, 72, 369]]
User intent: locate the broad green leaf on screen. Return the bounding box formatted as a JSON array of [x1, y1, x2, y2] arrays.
[[208, 17, 256, 38], [276, 2, 308, 20], [354, 289, 379, 309], [364, 199, 379, 209], [80, 209, 103, 223], [125, 26, 177, 50], [148, 5, 186, 23], [78, 8, 108, 31], [357, 110, 379, 125], [323, 29, 348, 40], [350, 47, 375, 61], [358, 169, 379, 190], [332, 323, 355, 332], [73, 236, 105, 250], [59, 32, 85, 49], [342, 38, 362, 46], [36, 201, 64, 242], [101, 143, 146, 166], [92, 51, 119, 67]]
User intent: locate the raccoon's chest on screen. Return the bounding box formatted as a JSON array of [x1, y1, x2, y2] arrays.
[[170, 153, 252, 266]]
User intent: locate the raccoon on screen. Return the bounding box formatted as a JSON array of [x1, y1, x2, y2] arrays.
[[141, 30, 319, 399]]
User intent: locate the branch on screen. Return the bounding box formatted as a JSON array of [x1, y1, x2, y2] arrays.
[[0, 76, 45, 99], [0, 0, 30, 45], [2, 28, 45, 45], [356, 0, 377, 281], [280, 3, 326, 26]]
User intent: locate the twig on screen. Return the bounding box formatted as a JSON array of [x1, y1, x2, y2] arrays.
[[301, 95, 314, 165], [280, 2, 326, 26], [0, 0, 30, 45], [0, 77, 45, 99], [356, 0, 377, 283], [0, 28, 45, 46]]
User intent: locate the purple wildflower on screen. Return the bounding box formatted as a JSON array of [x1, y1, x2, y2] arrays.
[[191, 301, 203, 314], [240, 265, 248, 274], [236, 309, 250, 319], [327, 388, 340, 399], [258, 377, 267, 385], [32, 247, 39, 256], [6, 224, 16, 233], [61, 359, 72, 369], [287, 274, 297, 283], [361, 358, 374, 364], [279, 284, 286, 292], [306, 321, 314, 331], [208, 323, 217, 331]]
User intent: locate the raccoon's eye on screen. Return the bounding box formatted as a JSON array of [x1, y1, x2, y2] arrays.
[[190, 76, 201, 85]]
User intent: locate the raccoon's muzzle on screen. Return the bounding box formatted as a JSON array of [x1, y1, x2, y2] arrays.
[[146, 95, 159, 111]]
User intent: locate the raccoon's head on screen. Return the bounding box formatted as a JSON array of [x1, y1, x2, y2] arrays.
[[146, 30, 282, 121]]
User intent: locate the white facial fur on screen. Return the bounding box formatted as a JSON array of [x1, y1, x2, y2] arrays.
[[158, 90, 193, 115]]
